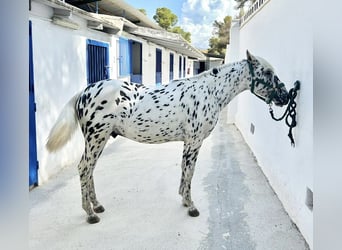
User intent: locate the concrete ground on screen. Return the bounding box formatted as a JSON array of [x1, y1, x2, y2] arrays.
[[29, 114, 309, 250]]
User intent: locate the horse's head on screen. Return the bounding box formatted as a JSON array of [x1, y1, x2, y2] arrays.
[[246, 50, 289, 107]]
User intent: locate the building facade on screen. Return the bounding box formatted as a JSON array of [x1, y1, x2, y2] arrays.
[[29, 0, 204, 185]]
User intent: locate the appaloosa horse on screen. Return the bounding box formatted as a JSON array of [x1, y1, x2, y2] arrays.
[[46, 50, 289, 224]]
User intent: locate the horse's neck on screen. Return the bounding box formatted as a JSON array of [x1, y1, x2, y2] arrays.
[[210, 60, 250, 110]]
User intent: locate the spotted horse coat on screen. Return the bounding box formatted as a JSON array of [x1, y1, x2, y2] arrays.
[[46, 50, 290, 224]]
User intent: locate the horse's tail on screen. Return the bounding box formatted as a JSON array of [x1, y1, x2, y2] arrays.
[[46, 93, 81, 152]]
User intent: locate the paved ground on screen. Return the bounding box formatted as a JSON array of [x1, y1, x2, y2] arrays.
[[29, 113, 309, 250]]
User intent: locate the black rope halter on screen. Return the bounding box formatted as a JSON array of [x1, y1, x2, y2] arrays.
[[269, 80, 300, 147], [247, 60, 301, 147]]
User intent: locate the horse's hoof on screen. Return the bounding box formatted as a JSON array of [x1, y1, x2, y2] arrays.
[[87, 214, 100, 224], [94, 205, 105, 213], [188, 207, 200, 217]]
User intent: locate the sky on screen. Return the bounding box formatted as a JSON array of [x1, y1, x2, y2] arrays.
[[124, 0, 237, 49]]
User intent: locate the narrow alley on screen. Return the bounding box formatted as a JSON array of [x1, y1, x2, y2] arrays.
[[30, 114, 309, 250]]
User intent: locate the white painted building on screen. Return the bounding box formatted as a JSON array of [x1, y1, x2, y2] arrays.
[[194, 53, 225, 75], [226, 0, 312, 247], [29, 0, 204, 185]]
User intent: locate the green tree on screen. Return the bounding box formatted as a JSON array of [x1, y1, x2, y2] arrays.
[[170, 26, 191, 43], [208, 16, 232, 56], [153, 7, 178, 30], [153, 7, 191, 43]]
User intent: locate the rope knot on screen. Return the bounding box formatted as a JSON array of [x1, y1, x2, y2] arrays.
[[269, 81, 300, 147]]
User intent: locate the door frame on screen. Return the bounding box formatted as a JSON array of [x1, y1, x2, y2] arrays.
[[29, 20, 39, 187]]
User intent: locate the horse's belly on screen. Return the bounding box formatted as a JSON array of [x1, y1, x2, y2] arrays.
[[124, 126, 184, 144]]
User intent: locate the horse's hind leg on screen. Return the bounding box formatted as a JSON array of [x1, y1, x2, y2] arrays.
[[179, 141, 202, 217], [88, 132, 118, 214], [78, 131, 110, 224], [78, 155, 98, 223], [89, 175, 105, 213]]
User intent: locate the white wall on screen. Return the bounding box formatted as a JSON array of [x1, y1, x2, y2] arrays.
[[30, 1, 195, 183], [30, 1, 118, 183], [226, 0, 312, 247]]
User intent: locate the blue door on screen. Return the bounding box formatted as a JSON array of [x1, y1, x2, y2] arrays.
[[119, 37, 131, 77], [86, 39, 109, 84], [29, 20, 38, 187], [169, 53, 174, 81], [179, 55, 182, 78], [156, 48, 162, 85], [183, 56, 186, 77]]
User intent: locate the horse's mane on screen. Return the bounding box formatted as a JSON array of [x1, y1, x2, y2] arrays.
[[167, 59, 245, 86]]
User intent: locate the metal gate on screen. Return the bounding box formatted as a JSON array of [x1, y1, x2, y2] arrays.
[[86, 39, 109, 84]]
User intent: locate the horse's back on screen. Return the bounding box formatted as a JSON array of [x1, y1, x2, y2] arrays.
[[76, 79, 123, 126]]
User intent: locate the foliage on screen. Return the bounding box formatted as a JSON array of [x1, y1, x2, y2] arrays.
[[153, 7, 191, 43], [153, 7, 178, 30], [207, 16, 232, 57], [170, 26, 191, 43]]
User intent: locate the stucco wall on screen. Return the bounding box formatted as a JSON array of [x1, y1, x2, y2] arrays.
[[226, 0, 312, 247], [30, 2, 119, 183], [30, 1, 195, 184]]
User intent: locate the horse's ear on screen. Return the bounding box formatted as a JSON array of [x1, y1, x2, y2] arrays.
[[246, 50, 255, 62]]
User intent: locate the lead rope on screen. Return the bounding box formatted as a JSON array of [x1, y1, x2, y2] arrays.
[[269, 80, 300, 147]]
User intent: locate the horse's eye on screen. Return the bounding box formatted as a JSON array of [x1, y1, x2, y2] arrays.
[[264, 70, 272, 77], [264, 70, 272, 78]]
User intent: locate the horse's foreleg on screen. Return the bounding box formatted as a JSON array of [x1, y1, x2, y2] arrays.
[[179, 141, 202, 217]]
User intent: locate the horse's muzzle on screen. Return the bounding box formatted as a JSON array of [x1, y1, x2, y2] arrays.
[[274, 92, 289, 107]]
